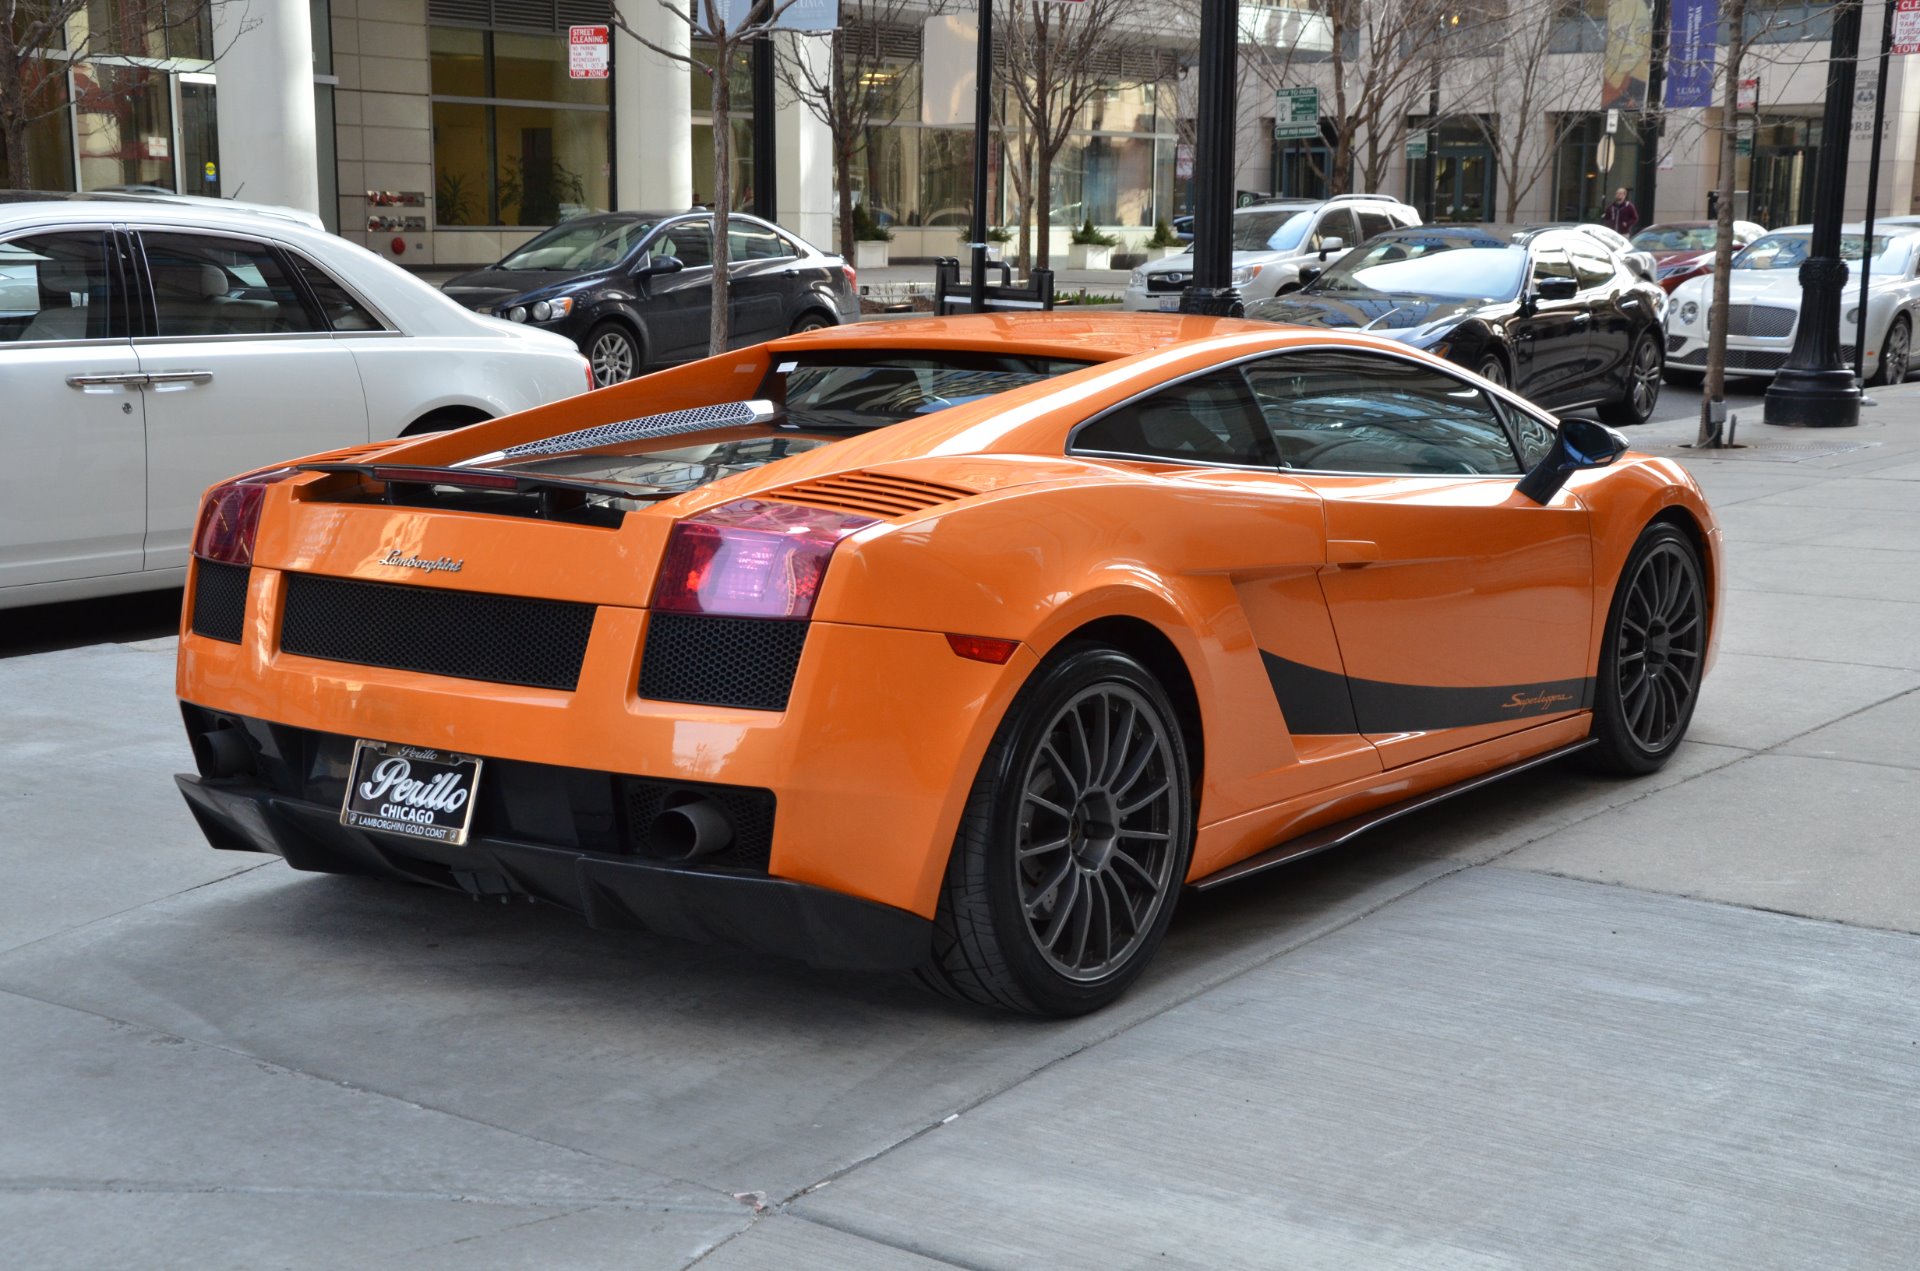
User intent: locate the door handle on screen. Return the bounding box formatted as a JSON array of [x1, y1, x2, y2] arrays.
[[144, 369, 214, 385], [66, 371, 149, 387], [1572, 315, 1591, 329], [1327, 539, 1380, 566]]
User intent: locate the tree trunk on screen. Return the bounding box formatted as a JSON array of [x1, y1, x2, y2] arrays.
[[709, 64, 733, 356], [1, 115, 27, 189], [1700, 0, 1750, 446], [1036, 148, 1053, 270], [833, 36, 856, 263]]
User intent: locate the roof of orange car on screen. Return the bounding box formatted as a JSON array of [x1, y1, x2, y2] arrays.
[[768, 312, 1284, 362]]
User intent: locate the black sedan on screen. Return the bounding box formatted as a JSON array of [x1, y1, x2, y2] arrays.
[[442, 211, 859, 386], [1245, 224, 1668, 426]]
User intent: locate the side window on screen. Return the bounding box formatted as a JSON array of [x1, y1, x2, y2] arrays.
[[1531, 247, 1576, 284], [290, 255, 383, 332], [1509, 409, 1557, 469], [727, 219, 786, 262], [141, 232, 323, 337], [1355, 209, 1394, 242], [1312, 207, 1359, 251], [0, 231, 117, 344], [1571, 247, 1615, 290], [1074, 370, 1277, 466], [652, 220, 713, 268], [1243, 351, 1521, 476]]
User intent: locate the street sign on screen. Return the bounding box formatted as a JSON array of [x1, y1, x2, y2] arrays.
[[1854, 67, 1891, 141], [1406, 131, 1428, 161], [568, 25, 609, 78], [1735, 120, 1754, 156], [1596, 136, 1616, 172], [1895, 0, 1920, 54], [1605, 109, 1620, 135], [1272, 87, 1320, 141], [1737, 77, 1759, 111]]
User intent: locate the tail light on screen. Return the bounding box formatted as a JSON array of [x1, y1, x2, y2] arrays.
[[653, 499, 876, 620], [191, 468, 297, 566], [841, 262, 857, 292]]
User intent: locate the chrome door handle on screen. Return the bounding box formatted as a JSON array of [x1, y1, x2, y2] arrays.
[[144, 369, 214, 385], [66, 371, 150, 387]]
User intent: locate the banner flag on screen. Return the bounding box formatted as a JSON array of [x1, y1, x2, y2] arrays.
[[1664, 0, 1718, 109]]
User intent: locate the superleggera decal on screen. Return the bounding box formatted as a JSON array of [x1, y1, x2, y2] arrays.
[[1261, 652, 1594, 736]]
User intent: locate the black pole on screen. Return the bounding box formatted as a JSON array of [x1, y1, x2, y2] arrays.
[[1763, 0, 1863, 428], [1180, 0, 1239, 316], [752, 32, 777, 221], [1637, 0, 1671, 222], [970, 0, 992, 312], [1855, 0, 1895, 383]]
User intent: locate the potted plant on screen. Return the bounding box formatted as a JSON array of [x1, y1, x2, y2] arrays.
[[1067, 217, 1120, 270], [1140, 218, 1183, 263], [957, 224, 1015, 261], [852, 204, 892, 269]]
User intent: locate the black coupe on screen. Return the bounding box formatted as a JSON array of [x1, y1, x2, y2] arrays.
[[1246, 224, 1668, 425], [442, 211, 859, 386]]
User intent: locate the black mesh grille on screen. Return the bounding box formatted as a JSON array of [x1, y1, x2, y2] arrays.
[[621, 777, 776, 871], [638, 613, 809, 710], [280, 574, 594, 690], [190, 561, 250, 643]]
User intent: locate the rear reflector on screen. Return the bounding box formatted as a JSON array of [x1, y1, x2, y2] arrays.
[[946, 633, 1019, 664], [191, 468, 297, 566]]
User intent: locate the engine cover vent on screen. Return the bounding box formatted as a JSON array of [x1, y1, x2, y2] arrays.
[[767, 471, 975, 519]]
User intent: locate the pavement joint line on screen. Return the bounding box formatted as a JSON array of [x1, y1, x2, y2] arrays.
[[0, 859, 277, 960], [393, 1205, 605, 1261], [778, 1209, 989, 1271], [1726, 586, 1920, 604], [1723, 585, 1920, 609], [0, 1178, 745, 1212], [1706, 645, 1920, 674]]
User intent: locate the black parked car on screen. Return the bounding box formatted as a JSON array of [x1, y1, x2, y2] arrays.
[[442, 211, 859, 386], [1245, 224, 1667, 425]]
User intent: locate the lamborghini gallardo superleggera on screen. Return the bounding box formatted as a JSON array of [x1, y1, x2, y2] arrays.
[[174, 314, 1720, 1015]]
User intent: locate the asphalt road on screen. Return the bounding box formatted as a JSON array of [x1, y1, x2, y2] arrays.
[[4, 381, 1919, 1268]]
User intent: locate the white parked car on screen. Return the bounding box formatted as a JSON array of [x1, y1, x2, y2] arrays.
[[0, 196, 593, 610], [1664, 223, 1920, 386], [1123, 195, 1422, 311]]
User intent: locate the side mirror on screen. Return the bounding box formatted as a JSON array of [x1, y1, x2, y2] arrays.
[[1517, 417, 1630, 505], [1318, 236, 1346, 260], [1296, 264, 1323, 287], [1534, 276, 1579, 301], [638, 255, 685, 277]]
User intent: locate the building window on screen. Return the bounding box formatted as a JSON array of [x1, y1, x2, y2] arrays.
[[1551, 112, 1644, 222], [430, 26, 610, 228], [1405, 116, 1497, 223]]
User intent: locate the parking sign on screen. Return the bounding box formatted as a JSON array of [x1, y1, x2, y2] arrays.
[[569, 25, 610, 78], [1273, 87, 1319, 141]]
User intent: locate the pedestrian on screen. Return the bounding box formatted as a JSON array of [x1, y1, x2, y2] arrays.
[[1600, 187, 1639, 237]]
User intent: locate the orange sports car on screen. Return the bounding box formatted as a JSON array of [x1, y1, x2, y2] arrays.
[[173, 314, 1719, 1015]]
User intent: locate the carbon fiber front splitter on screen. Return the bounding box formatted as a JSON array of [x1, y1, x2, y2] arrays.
[[174, 774, 932, 972]]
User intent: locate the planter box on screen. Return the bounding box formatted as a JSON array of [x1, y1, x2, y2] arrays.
[[1140, 244, 1183, 262], [1067, 242, 1114, 270], [855, 240, 890, 269]]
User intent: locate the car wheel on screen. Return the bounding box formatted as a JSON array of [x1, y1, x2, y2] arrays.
[[1475, 352, 1509, 389], [1582, 524, 1707, 776], [1599, 330, 1663, 426], [586, 322, 639, 387], [789, 311, 834, 334], [1663, 368, 1704, 388], [1867, 313, 1911, 386], [919, 644, 1193, 1016]]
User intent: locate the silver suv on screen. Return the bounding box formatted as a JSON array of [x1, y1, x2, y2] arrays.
[[1123, 194, 1421, 311]]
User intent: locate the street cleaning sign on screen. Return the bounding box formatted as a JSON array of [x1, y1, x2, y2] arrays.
[[568, 25, 609, 78], [1273, 88, 1320, 141], [1895, 0, 1920, 54]]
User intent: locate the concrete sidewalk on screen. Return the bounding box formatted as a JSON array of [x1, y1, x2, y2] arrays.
[[2, 385, 1917, 1268]]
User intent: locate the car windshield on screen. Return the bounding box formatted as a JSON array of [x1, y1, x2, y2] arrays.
[[497, 220, 654, 271], [775, 353, 1096, 432], [1310, 238, 1529, 301], [1231, 210, 1313, 252], [1633, 225, 1718, 251], [1734, 232, 1895, 270]]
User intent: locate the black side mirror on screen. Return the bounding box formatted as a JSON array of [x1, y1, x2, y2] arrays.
[[1296, 264, 1323, 287], [638, 255, 685, 277], [1534, 276, 1579, 301], [1517, 417, 1630, 505]]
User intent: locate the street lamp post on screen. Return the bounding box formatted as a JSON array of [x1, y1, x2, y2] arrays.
[[1763, 0, 1863, 428], [1180, 0, 1240, 317]]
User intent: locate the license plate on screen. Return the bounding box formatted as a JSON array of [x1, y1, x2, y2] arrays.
[[1158, 297, 1181, 312], [340, 739, 483, 845]]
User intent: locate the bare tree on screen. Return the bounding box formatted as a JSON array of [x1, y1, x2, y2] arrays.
[[612, 0, 803, 355], [1460, 1, 1597, 220], [1, 0, 224, 189], [1698, 0, 1752, 448], [775, 0, 939, 263]]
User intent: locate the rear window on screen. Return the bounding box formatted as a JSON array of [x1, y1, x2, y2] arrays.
[[770, 352, 1094, 432]]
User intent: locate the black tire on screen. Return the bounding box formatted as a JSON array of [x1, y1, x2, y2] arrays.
[[1663, 368, 1704, 388], [1475, 351, 1510, 390], [1599, 330, 1664, 426], [919, 644, 1194, 1016], [1582, 523, 1707, 776], [585, 321, 641, 386], [1867, 313, 1911, 386], [788, 310, 835, 334]]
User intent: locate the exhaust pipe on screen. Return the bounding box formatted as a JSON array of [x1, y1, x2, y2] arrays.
[[649, 798, 735, 861], [190, 726, 254, 778]]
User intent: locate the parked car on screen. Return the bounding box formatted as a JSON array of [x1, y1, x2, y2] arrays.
[[1630, 220, 1767, 292], [1246, 224, 1668, 425], [1123, 195, 1421, 311], [1665, 223, 1920, 386], [1525, 222, 1661, 287], [0, 198, 592, 610], [441, 211, 859, 386], [171, 313, 1718, 1015]]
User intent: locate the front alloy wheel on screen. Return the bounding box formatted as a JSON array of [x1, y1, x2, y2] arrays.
[[1600, 331, 1663, 426], [587, 324, 638, 386], [1585, 524, 1706, 774], [1869, 313, 1911, 386], [1476, 353, 1509, 389]]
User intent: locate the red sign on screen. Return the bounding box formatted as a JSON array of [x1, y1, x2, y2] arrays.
[[569, 25, 610, 79], [1895, 0, 1920, 55]]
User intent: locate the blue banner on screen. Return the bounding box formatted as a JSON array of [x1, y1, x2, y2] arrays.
[[1665, 0, 1719, 109]]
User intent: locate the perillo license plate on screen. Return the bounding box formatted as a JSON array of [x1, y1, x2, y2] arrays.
[[340, 739, 484, 845]]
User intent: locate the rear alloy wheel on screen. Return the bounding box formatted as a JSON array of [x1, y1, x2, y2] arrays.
[[920, 645, 1192, 1016], [789, 311, 834, 334], [587, 322, 639, 387], [1583, 524, 1706, 775], [1476, 353, 1509, 389], [1868, 313, 1910, 386], [1600, 331, 1663, 426]]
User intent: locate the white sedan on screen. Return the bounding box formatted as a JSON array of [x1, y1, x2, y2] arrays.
[[1664, 223, 1920, 386], [1, 196, 593, 610]]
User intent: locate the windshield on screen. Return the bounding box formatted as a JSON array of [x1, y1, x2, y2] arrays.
[[1310, 237, 1529, 301], [776, 354, 1095, 431], [497, 219, 654, 271], [1231, 210, 1313, 252], [1633, 225, 1718, 251], [1734, 232, 1895, 270]]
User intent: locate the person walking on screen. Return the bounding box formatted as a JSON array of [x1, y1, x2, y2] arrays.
[[1600, 187, 1639, 237]]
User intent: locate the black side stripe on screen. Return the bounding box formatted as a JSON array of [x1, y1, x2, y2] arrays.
[[1262, 652, 1594, 736]]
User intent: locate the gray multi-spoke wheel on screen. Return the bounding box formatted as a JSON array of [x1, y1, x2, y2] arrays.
[[1584, 524, 1706, 775], [788, 311, 834, 334], [921, 644, 1193, 1015], [1600, 331, 1663, 426], [1869, 313, 1910, 386], [1476, 353, 1508, 389], [586, 322, 638, 386]]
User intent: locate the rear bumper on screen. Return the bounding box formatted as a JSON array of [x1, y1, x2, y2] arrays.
[[175, 770, 932, 971]]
